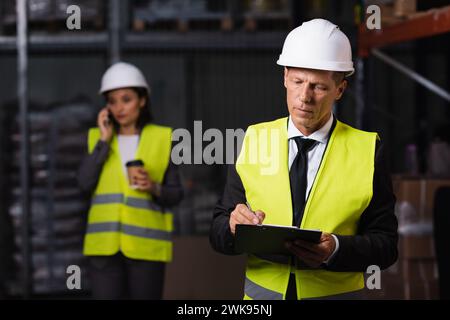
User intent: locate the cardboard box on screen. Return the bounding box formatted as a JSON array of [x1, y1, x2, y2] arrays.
[[380, 4, 404, 27], [373, 266, 438, 300], [402, 259, 438, 282], [393, 177, 450, 220], [381, 274, 407, 300], [400, 234, 436, 259], [402, 258, 439, 299], [363, 259, 438, 299], [394, 0, 417, 17], [404, 279, 439, 300], [369, 175, 450, 300]]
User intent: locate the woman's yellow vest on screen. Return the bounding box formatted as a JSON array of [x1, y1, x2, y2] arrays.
[[83, 124, 173, 262], [236, 117, 378, 299]]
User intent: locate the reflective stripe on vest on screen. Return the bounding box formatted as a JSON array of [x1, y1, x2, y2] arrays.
[[91, 194, 166, 213], [245, 277, 283, 300], [237, 118, 377, 299], [86, 222, 171, 241], [245, 276, 363, 300], [83, 124, 173, 262], [302, 289, 364, 300], [91, 193, 124, 205]]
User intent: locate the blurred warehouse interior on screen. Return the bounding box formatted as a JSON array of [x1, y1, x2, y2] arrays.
[[0, 0, 449, 299]]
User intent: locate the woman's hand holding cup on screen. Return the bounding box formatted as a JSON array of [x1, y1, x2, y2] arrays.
[[126, 160, 161, 196]]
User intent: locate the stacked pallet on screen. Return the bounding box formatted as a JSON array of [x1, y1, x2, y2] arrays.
[[241, 0, 291, 32], [364, 0, 418, 27], [131, 0, 291, 32], [0, 0, 104, 34], [7, 100, 96, 295]]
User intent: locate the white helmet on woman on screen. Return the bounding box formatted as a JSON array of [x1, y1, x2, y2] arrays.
[[99, 62, 151, 95]]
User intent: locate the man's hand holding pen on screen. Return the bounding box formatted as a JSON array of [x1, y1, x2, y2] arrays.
[[229, 203, 265, 235]]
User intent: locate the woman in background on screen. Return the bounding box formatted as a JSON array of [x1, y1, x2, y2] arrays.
[[78, 62, 183, 299]]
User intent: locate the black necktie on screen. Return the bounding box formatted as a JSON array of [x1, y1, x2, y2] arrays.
[[289, 137, 317, 227]]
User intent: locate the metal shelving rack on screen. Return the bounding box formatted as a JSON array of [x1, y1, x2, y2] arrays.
[[0, 30, 289, 52], [16, 0, 31, 299], [124, 31, 287, 50], [0, 32, 109, 52], [6, 0, 126, 299], [357, 5, 450, 300], [0, 1, 293, 53], [358, 5, 450, 57], [121, 0, 293, 51], [356, 5, 450, 128]]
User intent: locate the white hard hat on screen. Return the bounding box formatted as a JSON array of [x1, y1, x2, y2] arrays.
[[99, 62, 151, 95], [277, 19, 354, 76]]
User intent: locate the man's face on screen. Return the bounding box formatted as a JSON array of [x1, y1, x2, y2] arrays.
[[284, 67, 347, 135]]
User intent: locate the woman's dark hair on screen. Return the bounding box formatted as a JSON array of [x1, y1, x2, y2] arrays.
[[104, 86, 153, 132], [133, 87, 153, 130]]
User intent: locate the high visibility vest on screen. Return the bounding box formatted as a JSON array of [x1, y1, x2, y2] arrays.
[[236, 117, 378, 299], [83, 124, 173, 262]]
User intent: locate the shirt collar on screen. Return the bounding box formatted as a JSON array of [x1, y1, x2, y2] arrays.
[[287, 113, 334, 144]]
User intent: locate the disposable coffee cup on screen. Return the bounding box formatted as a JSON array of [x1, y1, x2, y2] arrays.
[[126, 159, 144, 189]]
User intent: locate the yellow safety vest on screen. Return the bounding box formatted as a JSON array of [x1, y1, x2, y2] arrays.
[[83, 124, 173, 262], [236, 117, 378, 299]]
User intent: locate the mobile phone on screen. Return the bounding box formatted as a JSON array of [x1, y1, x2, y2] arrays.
[[104, 110, 113, 127]]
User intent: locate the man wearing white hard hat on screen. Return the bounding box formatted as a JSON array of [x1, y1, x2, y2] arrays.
[[78, 62, 183, 299], [211, 19, 398, 300]]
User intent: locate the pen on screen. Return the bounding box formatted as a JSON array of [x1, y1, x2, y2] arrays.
[[246, 201, 253, 212], [246, 201, 262, 226]]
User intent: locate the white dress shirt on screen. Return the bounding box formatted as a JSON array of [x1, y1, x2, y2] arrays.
[[287, 113, 339, 263], [288, 114, 334, 197], [118, 134, 139, 177]]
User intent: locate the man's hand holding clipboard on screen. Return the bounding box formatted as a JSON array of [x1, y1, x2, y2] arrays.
[[231, 202, 336, 268], [285, 232, 336, 268]]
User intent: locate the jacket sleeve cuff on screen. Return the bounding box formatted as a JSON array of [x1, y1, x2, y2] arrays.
[[323, 234, 339, 265]]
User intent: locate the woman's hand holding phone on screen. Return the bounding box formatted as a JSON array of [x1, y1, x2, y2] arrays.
[[98, 107, 113, 143]]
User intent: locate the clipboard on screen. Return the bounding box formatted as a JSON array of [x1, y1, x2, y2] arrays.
[[235, 224, 322, 255]]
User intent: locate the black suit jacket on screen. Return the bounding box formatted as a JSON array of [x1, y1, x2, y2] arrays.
[[209, 118, 398, 272]]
